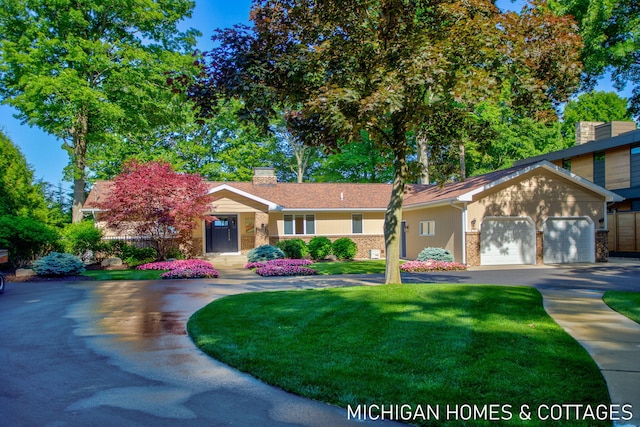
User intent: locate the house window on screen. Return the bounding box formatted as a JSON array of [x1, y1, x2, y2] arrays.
[[562, 159, 571, 172], [352, 214, 363, 234], [631, 144, 640, 187], [593, 151, 605, 187], [284, 214, 315, 235], [419, 220, 435, 236]]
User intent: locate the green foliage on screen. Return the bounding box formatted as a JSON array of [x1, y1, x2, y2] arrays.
[[308, 236, 332, 260], [276, 239, 309, 259], [0, 215, 60, 268], [33, 252, 85, 276], [331, 238, 357, 260], [0, 0, 200, 221], [102, 241, 158, 267], [417, 247, 454, 262], [62, 221, 103, 258], [247, 245, 285, 263], [561, 91, 631, 145], [0, 131, 50, 222]]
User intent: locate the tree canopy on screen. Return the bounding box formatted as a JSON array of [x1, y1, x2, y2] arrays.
[[188, 0, 583, 283], [98, 160, 213, 260], [0, 0, 199, 222]]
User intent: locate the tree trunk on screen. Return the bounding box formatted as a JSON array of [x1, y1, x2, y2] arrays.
[[384, 143, 408, 284], [417, 131, 430, 184], [71, 110, 89, 223]]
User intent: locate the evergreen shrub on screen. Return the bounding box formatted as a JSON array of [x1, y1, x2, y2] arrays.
[[276, 239, 309, 259], [247, 245, 285, 262], [32, 252, 85, 276], [332, 237, 357, 260], [308, 236, 332, 260], [417, 247, 454, 262]]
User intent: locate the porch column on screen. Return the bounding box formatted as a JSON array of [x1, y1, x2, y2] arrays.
[[255, 212, 270, 247]]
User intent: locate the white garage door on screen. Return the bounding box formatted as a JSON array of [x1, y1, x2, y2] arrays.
[[543, 217, 594, 264], [480, 217, 536, 265]]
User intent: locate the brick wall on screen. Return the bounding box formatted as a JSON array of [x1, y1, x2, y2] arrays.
[[465, 232, 481, 266], [595, 229, 609, 262], [271, 235, 385, 259]]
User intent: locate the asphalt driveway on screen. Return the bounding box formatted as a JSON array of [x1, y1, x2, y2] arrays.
[[0, 261, 638, 426]]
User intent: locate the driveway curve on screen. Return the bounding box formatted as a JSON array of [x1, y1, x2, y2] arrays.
[[1, 261, 639, 426]]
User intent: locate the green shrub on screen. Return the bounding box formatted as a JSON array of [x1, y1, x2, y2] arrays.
[[0, 214, 61, 268], [62, 220, 103, 259], [276, 239, 309, 259], [33, 252, 85, 276], [417, 247, 454, 262], [308, 236, 332, 260], [165, 246, 185, 260], [101, 240, 158, 267], [247, 245, 285, 262], [332, 237, 357, 260]]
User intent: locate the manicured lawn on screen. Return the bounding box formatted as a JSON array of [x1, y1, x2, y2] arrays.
[[309, 259, 388, 275], [82, 269, 165, 280], [188, 284, 609, 426], [603, 291, 640, 324]]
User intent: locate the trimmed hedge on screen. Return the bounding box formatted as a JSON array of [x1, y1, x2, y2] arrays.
[[308, 236, 332, 260], [332, 237, 357, 260]]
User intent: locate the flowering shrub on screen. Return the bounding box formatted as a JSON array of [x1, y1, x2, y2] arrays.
[[255, 265, 318, 277], [137, 259, 218, 279], [400, 260, 467, 273], [245, 258, 314, 269], [136, 259, 213, 271], [161, 266, 219, 279]]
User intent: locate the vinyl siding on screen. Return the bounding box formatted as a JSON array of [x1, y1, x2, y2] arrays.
[[270, 212, 385, 237], [402, 206, 463, 262]]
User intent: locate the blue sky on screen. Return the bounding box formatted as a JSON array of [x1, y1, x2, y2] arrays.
[[0, 0, 629, 187]]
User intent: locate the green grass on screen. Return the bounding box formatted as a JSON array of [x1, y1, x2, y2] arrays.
[[188, 284, 609, 426], [81, 269, 165, 280], [309, 259, 388, 275], [603, 291, 640, 324]]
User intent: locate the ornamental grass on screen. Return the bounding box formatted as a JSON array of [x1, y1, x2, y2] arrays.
[[400, 260, 467, 272]]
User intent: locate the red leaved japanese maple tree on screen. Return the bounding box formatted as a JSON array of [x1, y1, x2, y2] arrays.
[[98, 160, 214, 260]]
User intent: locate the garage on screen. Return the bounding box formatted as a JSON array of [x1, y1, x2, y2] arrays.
[[543, 217, 594, 264], [480, 217, 536, 265]]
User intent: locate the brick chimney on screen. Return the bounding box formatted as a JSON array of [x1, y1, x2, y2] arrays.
[[252, 167, 277, 185]]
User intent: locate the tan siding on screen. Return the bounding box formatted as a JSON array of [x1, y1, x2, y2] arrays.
[[571, 154, 593, 181], [467, 169, 605, 230], [402, 206, 463, 262], [605, 146, 630, 189], [270, 212, 385, 237]]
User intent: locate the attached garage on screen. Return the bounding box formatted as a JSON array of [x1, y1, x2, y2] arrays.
[[543, 217, 595, 264], [480, 217, 536, 265]]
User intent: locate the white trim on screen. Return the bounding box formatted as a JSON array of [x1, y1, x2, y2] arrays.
[[208, 184, 282, 210], [419, 220, 436, 236], [458, 161, 623, 202]]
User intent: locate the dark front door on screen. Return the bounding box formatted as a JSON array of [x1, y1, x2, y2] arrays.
[[206, 215, 238, 253], [400, 221, 407, 259]]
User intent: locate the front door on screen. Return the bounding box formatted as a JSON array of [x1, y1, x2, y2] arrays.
[[206, 215, 238, 253]]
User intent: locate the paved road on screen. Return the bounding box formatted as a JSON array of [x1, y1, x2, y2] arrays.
[[0, 262, 638, 426]]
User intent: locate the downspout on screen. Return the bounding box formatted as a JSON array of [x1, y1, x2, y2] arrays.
[[450, 200, 466, 264]]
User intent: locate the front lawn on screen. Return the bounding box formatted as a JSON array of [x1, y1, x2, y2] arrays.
[[603, 291, 640, 324], [82, 269, 164, 281], [309, 259, 388, 275], [188, 284, 609, 426]]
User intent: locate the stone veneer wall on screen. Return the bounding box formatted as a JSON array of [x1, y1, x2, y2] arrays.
[[270, 235, 386, 259], [465, 232, 481, 266], [595, 229, 609, 262]]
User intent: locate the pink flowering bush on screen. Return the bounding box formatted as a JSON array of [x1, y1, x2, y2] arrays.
[[400, 260, 467, 273], [255, 265, 318, 277], [245, 259, 314, 269], [137, 259, 219, 279]]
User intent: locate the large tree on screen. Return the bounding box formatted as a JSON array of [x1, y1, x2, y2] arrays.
[[189, 0, 582, 283], [550, 0, 640, 116], [98, 160, 213, 260], [561, 91, 631, 145], [0, 0, 199, 222]]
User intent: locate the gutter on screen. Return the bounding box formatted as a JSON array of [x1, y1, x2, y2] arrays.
[[450, 200, 467, 265]]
